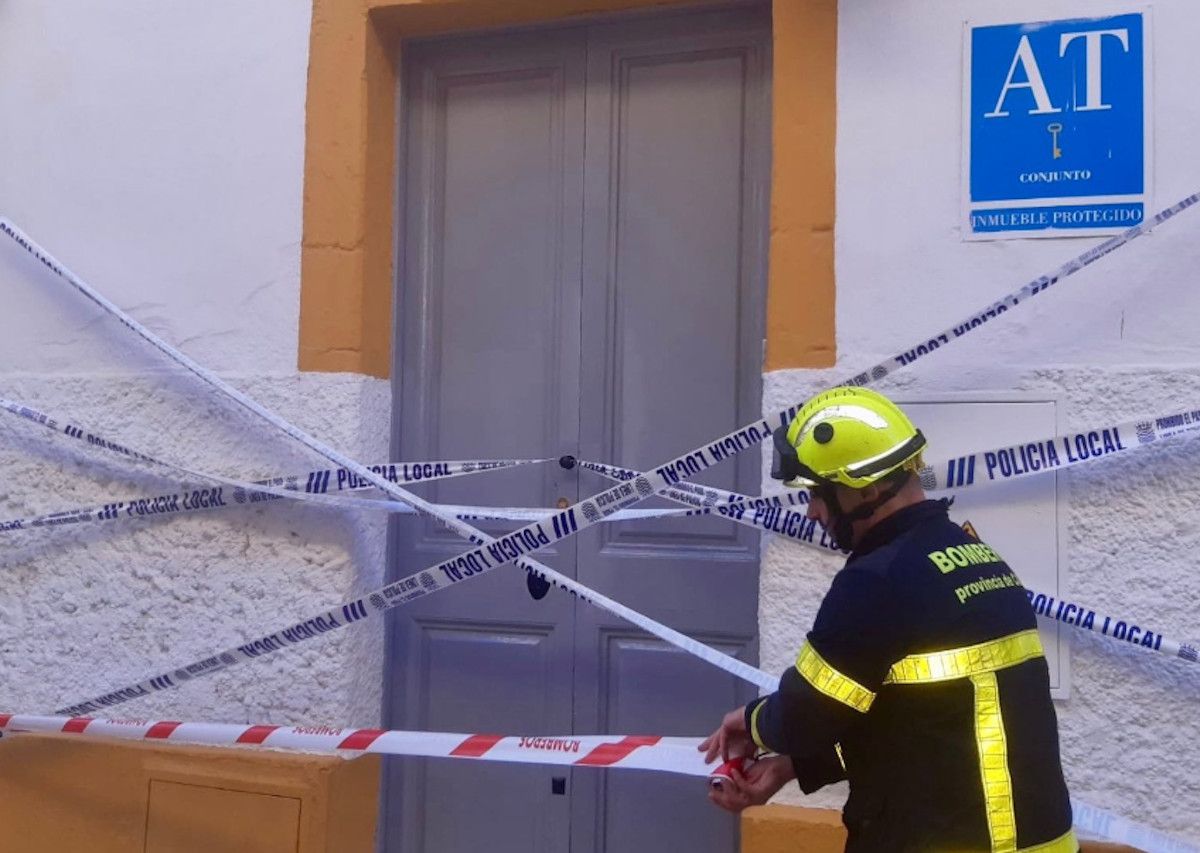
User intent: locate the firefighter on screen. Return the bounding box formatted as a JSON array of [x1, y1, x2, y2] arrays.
[[700, 386, 1076, 852]]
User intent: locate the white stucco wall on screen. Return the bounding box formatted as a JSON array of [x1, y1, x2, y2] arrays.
[[761, 0, 1200, 842], [0, 0, 390, 729]]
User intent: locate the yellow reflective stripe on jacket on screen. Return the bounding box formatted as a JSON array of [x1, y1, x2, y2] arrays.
[[972, 671, 1017, 852], [794, 642, 876, 713], [749, 700, 767, 750], [884, 629, 1044, 684]]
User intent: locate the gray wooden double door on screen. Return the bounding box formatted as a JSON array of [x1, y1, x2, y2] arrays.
[[384, 6, 770, 851]]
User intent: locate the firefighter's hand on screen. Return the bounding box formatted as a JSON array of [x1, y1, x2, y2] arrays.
[[699, 706, 754, 764], [707, 755, 796, 813]]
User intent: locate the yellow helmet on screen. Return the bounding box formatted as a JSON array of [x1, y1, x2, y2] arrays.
[[771, 387, 927, 490]]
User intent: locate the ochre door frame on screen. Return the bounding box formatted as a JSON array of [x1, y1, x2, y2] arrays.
[[300, 0, 835, 377]]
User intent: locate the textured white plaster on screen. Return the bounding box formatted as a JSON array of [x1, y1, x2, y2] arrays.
[[0, 373, 391, 727], [757, 1, 1200, 837]]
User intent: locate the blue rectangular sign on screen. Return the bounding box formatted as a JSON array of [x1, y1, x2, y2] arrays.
[[964, 13, 1149, 238]]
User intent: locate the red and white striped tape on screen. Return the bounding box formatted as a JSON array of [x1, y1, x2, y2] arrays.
[[0, 713, 714, 778], [3, 714, 1194, 851]]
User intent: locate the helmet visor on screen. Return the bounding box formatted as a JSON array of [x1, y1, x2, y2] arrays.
[[770, 425, 801, 482]]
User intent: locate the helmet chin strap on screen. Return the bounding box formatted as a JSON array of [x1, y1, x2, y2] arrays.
[[823, 477, 907, 552]]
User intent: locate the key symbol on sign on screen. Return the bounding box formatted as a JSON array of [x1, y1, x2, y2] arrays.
[[1047, 123, 1063, 159]]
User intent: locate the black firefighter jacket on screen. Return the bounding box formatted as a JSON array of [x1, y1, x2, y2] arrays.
[[745, 500, 1076, 853]]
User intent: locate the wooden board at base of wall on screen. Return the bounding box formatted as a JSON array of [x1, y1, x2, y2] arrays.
[[0, 733, 380, 853]]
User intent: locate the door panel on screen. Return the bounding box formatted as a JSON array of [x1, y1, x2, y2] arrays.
[[383, 27, 586, 853], [386, 7, 770, 852], [592, 633, 755, 853], [581, 8, 771, 554], [414, 623, 567, 853], [572, 8, 770, 853], [399, 29, 586, 529]]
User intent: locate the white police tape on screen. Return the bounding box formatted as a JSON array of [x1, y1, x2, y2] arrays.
[[8, 492, 699, 533], [0, 398, 157, 464], [1072, 798, 1200, 853], [922, 405, 1200, 492], [583, 460, 1200, 669], [0, 488, 694, 536], [0, 456, 548, 534], [587, 399, 1200, 528], [0, 405, 772, 706], [694, 398, 1200, 544], [0, 713, 715, 779], [0, 393, 752, 558], [56, 542, 776, 716], [10, 189, 1200, 712], [588, 402, 1200, 553], [578, 459, 809, 513], [50, 565, 1194, 717], [0, 398, 768, 695], [0, 398, 689, 529], [579, 459, 839, 552], [95, 389, 1174, 542], [51, 534, 1190, 718], [576, 459, 770, 509], [1028, 589, 1197, 666], [0, 398, 776, 701], [0, 396, 542, 493], [15, 412, 774, 711], [0, 397, 473, 517], [441, 504, 691, 523]]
